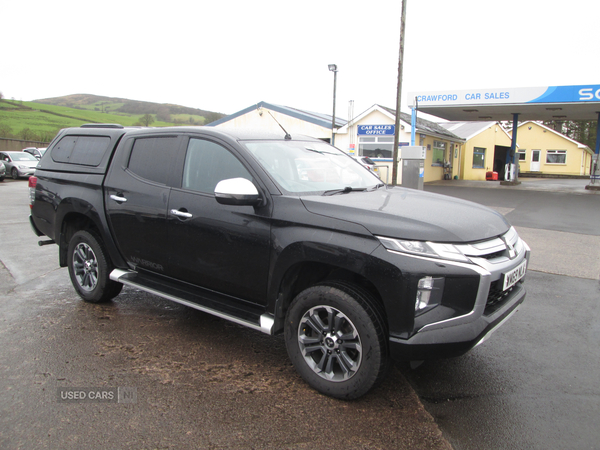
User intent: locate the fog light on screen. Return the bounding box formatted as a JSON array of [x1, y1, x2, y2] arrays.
[[415, 276, 444, 314]]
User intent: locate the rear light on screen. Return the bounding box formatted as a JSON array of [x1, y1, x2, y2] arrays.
[[28, 176, 37, 208]]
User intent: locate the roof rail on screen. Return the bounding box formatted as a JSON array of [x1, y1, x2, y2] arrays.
[[80, 124, 125, 129]]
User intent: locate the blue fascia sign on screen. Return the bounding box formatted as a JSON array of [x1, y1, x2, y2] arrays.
[[358, 125, 395, 135], [408, 85, 600, 107]]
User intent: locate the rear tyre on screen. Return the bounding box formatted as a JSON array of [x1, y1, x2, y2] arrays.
[[67, 230, 123, 303], [284, 282, 389, 400]]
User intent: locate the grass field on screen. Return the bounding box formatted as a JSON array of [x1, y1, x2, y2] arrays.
[[0, 100, 199, 143]]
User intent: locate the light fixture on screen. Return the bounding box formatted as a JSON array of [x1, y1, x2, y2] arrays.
[[463, 109, 478, 113]]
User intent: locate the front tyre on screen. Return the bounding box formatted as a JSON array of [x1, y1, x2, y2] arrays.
[[285, 283, 388, 400], [67, 230, 122, 303], [11, 168, 19, 180]]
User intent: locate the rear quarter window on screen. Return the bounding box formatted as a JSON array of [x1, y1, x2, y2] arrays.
[[51, 136, 111, 166]]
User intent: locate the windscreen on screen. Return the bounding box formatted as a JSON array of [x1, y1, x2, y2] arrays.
[[9, 152, 38, 161], [243, 140, 382, 194]]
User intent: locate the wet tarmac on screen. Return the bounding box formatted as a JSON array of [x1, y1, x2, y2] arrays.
[[1, 178, 449, 449], [2, 176, 599, 449]]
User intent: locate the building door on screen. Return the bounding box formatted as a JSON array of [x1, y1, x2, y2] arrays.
[[531, 150, 541, 172]]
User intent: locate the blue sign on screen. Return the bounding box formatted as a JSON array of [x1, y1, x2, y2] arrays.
[[358, 125, 395, 135], [530, 85, 600, 103], [408, 84, 600, 107]]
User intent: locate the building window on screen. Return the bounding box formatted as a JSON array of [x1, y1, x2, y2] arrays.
[[432, 141, 446, 166], [359, 136, 395, 158], [517, 150, 526, 161], [472, 147, 486, 169], [546, 150, 566, 164]]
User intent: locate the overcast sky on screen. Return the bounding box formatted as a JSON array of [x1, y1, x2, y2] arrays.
[[3, 0, 599, 120]]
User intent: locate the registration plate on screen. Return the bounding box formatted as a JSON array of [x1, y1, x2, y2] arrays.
[[502, 259, 527, 291]]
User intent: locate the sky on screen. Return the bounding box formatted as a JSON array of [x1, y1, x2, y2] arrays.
[[2, 0, 600, 120]]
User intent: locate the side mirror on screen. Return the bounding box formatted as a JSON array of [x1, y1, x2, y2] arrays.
[[215, 178, 261, 206]]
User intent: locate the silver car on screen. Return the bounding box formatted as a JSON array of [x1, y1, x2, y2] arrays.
[[0, 151, 39, 179], [23, 147, 47, 160]]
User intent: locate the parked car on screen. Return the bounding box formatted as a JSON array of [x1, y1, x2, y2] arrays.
[[23, 147, 47, 160], [0, 151, 39, 179], [0, 161, 5, 181], [351, 155, 380, 176], [29, 124, 529, 400]]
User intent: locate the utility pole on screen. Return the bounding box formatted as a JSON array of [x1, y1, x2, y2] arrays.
[[328, 64, 338, 146], [391, 0, 407, 186]]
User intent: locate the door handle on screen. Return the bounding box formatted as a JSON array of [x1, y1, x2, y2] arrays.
[[110, 194, 127, 203], [170, 209, 193, 219]]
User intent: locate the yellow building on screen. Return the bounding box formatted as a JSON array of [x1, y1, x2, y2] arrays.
[[439, 122, 513, 181], [513, 121, 593, 176]]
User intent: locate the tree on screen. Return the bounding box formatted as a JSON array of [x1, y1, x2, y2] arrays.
[[0, 124, 12, 138], [139, 114, 155, 127], [19, 127, 36, 141]]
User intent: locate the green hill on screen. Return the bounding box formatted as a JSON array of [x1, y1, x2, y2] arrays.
[[0, 94, 226, 143]]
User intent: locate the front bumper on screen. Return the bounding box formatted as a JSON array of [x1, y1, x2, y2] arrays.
[[389, 280, 526, 360], [388, 231, 530, 361], [14, 167, 36, 178]]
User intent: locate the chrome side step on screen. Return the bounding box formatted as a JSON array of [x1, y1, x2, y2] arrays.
[[110, 269, 274, 335]]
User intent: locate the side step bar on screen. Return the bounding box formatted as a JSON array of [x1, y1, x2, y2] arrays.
[[110, 269, 274, 335]]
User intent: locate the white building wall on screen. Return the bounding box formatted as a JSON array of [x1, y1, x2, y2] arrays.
[[213, 108, 333, 141]]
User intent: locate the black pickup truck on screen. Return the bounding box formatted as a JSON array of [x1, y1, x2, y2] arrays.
[[29, 124, 530, 399]]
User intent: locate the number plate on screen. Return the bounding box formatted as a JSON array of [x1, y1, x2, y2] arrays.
[[502, 259, 527, 291]]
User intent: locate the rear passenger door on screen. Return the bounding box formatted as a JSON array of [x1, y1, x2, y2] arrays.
[[166, 136, 271, 305], [105, 134, 184, 274]]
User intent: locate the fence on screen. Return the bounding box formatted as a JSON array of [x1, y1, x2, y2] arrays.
[[0, 138, 49, 153]]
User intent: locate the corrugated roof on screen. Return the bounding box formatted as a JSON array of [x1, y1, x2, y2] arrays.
[[438, 121, 497, 140], [207, 101, 347, 128], [378, 105, 463, 141]]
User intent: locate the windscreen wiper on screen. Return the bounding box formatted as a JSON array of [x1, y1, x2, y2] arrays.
[[367, 183, 386, 191], [322, 186, 366, 196]]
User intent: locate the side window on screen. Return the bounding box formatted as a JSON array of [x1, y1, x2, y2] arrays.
[[51, 136, 110, 166], [182, 138, 252, 194], [128, 137, 179, 184]]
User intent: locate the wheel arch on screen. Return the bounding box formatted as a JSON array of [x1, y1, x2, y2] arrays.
[[56, 202, 126, 269], [270, 258, 387, 334]]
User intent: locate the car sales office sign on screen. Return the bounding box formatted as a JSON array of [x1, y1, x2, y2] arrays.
[[358, 125, 395, 135], [408, 85, 600, 107]]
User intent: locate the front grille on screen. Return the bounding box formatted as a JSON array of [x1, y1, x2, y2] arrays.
[[485, 280, 521, 315], [479, 249, 506, 260], [456, 227, 522, 263]]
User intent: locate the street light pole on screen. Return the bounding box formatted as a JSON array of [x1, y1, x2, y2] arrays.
[[328, 64, 338, 146]]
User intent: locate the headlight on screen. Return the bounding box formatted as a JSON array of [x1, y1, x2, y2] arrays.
[[378, 237, 470, 263]]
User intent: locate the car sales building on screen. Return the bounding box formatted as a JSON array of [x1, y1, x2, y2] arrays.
[[209, 102, 465, 184], [409, 84, 600, 187]]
